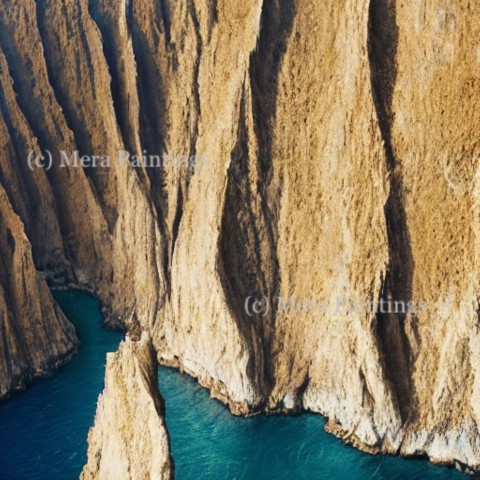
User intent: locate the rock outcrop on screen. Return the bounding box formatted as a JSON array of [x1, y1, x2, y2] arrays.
[[0, 0, 164, 330], [81, 333, 174, 480], [0, 0, 478, 473]]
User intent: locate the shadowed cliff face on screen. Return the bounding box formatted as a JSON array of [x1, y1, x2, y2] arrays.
[[0, 184, 78, 399], [368, 0, 414, 425], [0, 0, 479, 472]]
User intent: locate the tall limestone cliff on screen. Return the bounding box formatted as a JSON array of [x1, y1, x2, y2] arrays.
[[0, 0, 164, 331], [0, 0, 478, 472]]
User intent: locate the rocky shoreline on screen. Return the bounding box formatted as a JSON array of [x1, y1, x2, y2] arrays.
[[0, 0, 478, 475]]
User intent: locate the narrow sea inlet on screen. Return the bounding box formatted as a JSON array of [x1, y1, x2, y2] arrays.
[[0, 291, 465, 479], [0, 291, 123, 480]]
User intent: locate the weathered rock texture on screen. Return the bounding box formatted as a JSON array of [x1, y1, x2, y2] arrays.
[[0, 0, 478, 473], [0, 184, 78, 398], [0, 0, 164, 395], [81, 333, 174, 480]]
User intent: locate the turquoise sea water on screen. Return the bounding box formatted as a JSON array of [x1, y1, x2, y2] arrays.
[[0, 291, 123, 480], [160, 369, 466, 480], [0, 291, 467, 479]]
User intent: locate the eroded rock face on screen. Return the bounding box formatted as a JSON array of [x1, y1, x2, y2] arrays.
[[0, 0, 478, 472], [0, 0, 164, 331], [378, 0, 480, 468], [81, 333, 174, 480], [0, 184, 78, 399], [151, 0, 480, 471], [0, 0, 165, 400]]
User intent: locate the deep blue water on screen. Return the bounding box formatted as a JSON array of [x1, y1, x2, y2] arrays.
[[0, 291, 467, 480], [0, 291, 123, 480]]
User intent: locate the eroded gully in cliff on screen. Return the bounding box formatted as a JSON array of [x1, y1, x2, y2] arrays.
[[367, 0, 414, 427]]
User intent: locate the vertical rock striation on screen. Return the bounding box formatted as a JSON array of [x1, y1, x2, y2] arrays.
[[374, 0, 480, 469], [0, 0, 478, 472], [0, 0, 164, 331]]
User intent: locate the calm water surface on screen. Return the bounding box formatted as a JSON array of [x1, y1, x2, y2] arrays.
[[0, 291, 466, 479], [160, 368, 466, 480], [0, 291, 122, 480]]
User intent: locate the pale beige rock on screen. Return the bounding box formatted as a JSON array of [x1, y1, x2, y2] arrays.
[[0, 0, 478, 473], [385, 0, 480, 469], [81, 333, 173, 480], [153, 0, 268, 413], [153, 0, 480, 471]]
